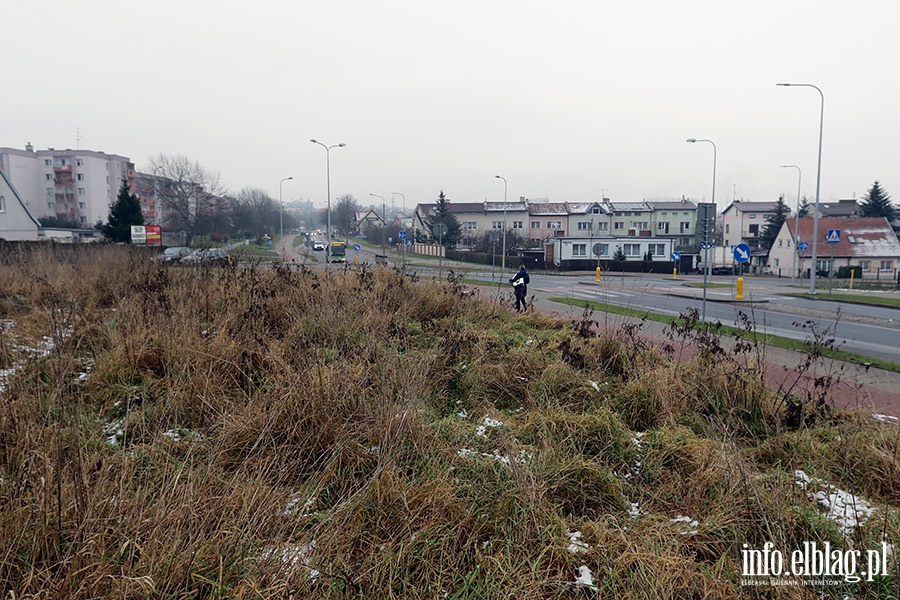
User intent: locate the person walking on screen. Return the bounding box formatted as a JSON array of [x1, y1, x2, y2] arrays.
[[509, 263, 530, 312]]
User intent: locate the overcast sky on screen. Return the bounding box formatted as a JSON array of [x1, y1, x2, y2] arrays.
[[5, 1, 898, 212]]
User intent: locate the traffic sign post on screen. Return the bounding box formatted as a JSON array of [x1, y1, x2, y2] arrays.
[[671, 251, 680, 279], [826, 229, 840, 294]]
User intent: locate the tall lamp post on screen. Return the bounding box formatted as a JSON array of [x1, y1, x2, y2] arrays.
[[777, 83, 824, 294], [393, 192, 406, 269], [780, 165, 802, 286], [279, 176, 293, 257], [686, 138, 717, 323], [370, 193, 386, 256], [310, 140, 346, 264], [495, 175, 508, 272]]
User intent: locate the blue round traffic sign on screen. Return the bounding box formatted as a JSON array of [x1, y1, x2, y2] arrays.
[[733, 243, 751, 263], [353, 243, 361, 251], [670, 251, 681, 261], [398, 230, 407, 241], [797, 241, 809, 251]]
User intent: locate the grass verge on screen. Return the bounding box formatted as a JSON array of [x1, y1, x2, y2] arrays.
[[786, 291, 900, 309]]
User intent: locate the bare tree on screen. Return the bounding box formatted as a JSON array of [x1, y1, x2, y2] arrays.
[[333, 194, 360, 237], [149, 154, 227, 245], [230, 187, 279, 238]]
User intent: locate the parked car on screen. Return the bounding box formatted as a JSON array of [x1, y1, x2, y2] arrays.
[[180, 248, 231, 267], [711, 265, 734, 275], [155, 246, 192, 264]]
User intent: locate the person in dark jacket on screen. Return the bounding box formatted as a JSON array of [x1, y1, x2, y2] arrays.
[[509, 264, 530, 312]]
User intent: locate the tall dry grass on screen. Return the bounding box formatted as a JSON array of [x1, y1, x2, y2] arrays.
[[0, 245, 897, 599]]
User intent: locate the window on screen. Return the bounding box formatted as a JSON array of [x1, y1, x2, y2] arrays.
[[591, 207, 600, 214], [881, 260, 893, 271], [725, 224, 730, 233], [79, 216, 87, 224], [597, 243, 609, 256], [816, 259, 832, 272], [657, 222, 667, 230], [47, 202, 54, 210], [577, 222, 592, 231], [649, 243, 665, 256], [774, 258, 780, 267], [78, 187, 85, 195], [77, 173, 84, 181], [492, 221, 504, 230], [531, 220, 541, 229], [786, 240, 791, 248], [547, 221, 562, 229], [44, 159, 51, 166], [632, 221, 648, 230], [46, 188, 53, 195], [45, 173, 52, 181], [624, 243, 641, 256], [76, 159, 83, 167], [79, 202, 86, 209], [859, 261, 870, 271], [614, 222, 624, 230], [512, 221, 523, 229], [572, 243, 586, 257], [680, 222, 690, 231], [0, 195, 4, 212], [462, 221, 477, 230], [660, 212, 667, 216], [778, 240, 783, 247], [748, 224, 759, 235]]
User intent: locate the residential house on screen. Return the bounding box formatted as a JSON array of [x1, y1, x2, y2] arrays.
[[720, 200, 787, 250], [815, 199, 861, 218], [548, 235, 674, 267], [767, 217, 900, 280], [604, 200, 654, 238], [646, 198, 698, 251], [414, 198, 529, 245], [527, 200, 609, 245], [0, 168, 41, 241]]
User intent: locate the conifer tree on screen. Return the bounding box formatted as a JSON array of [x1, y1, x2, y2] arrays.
[[759, 195, 790, 250], [102, 179, 145, 243], [425, 190, 462, 245], [860, 181, 896, 221]]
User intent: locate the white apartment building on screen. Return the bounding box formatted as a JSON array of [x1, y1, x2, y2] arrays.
[[0, 142, 132, 227]]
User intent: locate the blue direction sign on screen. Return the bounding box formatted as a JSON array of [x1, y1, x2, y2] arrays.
[[353, 243, 361, 251], [733, 243, 751, 263], [797, 241, 809, 251], [826, 229, 841, 244], [398, 230, 407, 241], [700, 243, 713, 250], [670, 251, 681, 261]]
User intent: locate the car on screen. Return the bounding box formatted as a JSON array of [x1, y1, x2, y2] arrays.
[[312, 241, 326, 251], [711, 265, 734, 275], [180, 248, 231, 267], [155, 246, 192, 264]]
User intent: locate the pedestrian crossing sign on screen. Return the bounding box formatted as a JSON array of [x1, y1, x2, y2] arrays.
[[826, 229, 841, 244]]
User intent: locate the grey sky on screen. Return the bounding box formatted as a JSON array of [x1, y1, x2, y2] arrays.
[[5, 0, 898, 212]]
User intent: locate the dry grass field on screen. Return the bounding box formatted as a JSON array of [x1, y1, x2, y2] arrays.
[[0, 245, 898, 599]]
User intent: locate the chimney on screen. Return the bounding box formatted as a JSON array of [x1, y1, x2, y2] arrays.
[[25, 142, 33, 152]]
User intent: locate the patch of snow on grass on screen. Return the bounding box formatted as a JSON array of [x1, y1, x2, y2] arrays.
[[873, 414, 899, 425], [574, 565, 598, 591], [258, 541, 319, 580], [476, 415, 503, 437], [795, 470, 876, 538], [670, 515, 699, 535], [566, 530, 589, 554]]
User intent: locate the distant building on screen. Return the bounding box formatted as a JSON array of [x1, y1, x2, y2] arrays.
[[0, 142, 132, 227], [720, 200, 787, 250], [767, 217, 900, 279], [814, 199, 861, 218], [0, 168, 41, 241]]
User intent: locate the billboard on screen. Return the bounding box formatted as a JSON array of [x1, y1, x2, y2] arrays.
[[146, 225, 162, 246], [130, 226, 146, 244]]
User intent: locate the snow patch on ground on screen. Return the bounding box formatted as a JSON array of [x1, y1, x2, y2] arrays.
[[670, 515, 700, 535], [794, 470, 877, 538], [574, 564, 598, 591], [566, 530, 590, 554], [476, 415, 503, 437], [258, 541, 319, 580]]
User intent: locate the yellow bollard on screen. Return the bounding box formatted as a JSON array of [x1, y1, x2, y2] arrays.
[[736, 276, 744, 300], [595, 266, 601, 283], [673, 267, 677, 280], [850, 269, 855, 290]]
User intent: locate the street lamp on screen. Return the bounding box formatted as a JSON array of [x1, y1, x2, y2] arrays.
[[780, 165, 802, 286], [279, 176, 293, 257], [495, 175, 508, 272], [686, 137, 717, 323], [777, 83, 824, 293], [393, 192, 406, 269], [310, 139, 346, 263], [370, 193, 386, 256]]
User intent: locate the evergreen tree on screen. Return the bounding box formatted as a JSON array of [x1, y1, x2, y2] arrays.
[[759, 195, 790, 250], [425, 190, 462, 245], [613, 245, 626, 261], [797, 195, 811, 218], [860, 181, 896, 221], [102, 179, 145, 243]]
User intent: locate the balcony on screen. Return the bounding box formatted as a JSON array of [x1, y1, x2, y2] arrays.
[[54, 164, 73, 173]]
